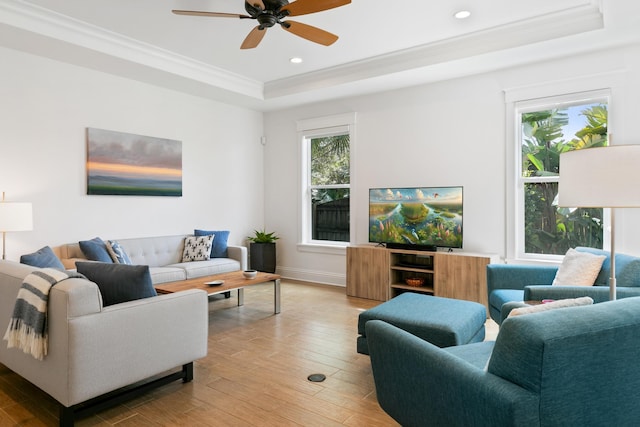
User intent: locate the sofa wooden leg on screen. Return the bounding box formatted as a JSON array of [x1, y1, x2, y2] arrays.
[[59, 405, 74, 427], [183, 362, 194, 383]]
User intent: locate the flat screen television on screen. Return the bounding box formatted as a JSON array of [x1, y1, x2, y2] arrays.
[[369, 186, 463, 250]]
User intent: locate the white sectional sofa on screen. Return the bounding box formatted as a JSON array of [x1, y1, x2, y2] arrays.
[[0, 259, 208, 426], [54, 234, 247, 283]]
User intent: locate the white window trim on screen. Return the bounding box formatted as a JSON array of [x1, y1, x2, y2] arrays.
[[505, 80, 615, 264], [297, 113, 356, 255]]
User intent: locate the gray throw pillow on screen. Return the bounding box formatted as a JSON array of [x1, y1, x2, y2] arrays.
[[20, 246, 65, 269], [76, 262, 157, 306], [79, 237, 113, 263]]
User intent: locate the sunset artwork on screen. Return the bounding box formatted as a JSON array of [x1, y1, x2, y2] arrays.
[[86, 128, 182, 196]]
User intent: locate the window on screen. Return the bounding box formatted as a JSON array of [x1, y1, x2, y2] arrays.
[[297, 113, 355, 251], [309, 133, 350, 242], [515, 91, 609, 259]]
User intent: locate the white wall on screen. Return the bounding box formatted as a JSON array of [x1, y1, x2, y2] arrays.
[[0, 46, 265, 260], [4, 41, 640, 281], [264, 43, 640, 286]]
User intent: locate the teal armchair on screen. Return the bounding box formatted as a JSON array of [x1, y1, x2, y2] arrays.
[[487, 247, 640, 324], [367, 297, 640, 427]]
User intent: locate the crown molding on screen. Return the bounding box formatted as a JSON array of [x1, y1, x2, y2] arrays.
[[0, 0, 264, 100], [264, 4, 603, 99], [0, 0, 606, 108]]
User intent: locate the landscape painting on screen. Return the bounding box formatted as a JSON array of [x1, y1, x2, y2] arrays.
[[86, 128, 182, 196]]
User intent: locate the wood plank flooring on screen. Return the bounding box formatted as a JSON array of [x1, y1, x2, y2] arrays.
[[0, 281, 400, 426]]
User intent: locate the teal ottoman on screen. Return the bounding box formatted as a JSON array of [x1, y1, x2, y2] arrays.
[[357, 293, 486, 355]]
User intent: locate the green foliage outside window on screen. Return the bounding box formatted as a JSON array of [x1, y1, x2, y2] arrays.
[[521, 104, 608, 255], [310, 134, 350, 242]]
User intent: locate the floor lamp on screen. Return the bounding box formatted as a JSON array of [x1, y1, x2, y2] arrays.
[[559, 145, 640, 300], [0, 192, 33, 260]]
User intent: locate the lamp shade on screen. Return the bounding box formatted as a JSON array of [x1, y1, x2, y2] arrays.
[[0, 202, 33, 232], [558, 145, 640, 208]]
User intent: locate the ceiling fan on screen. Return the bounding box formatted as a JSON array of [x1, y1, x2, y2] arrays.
[[172, 0, 351, 49]]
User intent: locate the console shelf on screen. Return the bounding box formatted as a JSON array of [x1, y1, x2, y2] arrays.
[[347, 245, 497, 311], [389, 250, 435, 295]]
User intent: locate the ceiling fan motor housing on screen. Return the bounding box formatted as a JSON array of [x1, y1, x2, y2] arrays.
[[257, 14, 278, 28], [245, 0, 289, 16]]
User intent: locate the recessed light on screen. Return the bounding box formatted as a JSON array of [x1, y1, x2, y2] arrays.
[[290, 57, 303, 64], [454, 10, 471, 19]]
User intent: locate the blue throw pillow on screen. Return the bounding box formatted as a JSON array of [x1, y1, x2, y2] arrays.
[[79, 237, 113, 263], [194, 229, 229, 258], [76, 262, 157, 307], [106, 240, 132, 264], [20, 246, 65, 269]]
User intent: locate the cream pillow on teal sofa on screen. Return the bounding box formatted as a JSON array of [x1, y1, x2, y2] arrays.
[[552, 248, 606, 286], [508, 296, 593, 318]]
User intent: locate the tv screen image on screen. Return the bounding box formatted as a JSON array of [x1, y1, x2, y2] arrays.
[[369, 186, 463, 250]]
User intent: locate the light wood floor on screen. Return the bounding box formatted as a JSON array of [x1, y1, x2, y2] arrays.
[[0, 281, 400, 426], [0, 282, 500, 426]]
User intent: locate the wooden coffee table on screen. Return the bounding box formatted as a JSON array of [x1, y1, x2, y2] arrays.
[[154, 271, 281, 314]]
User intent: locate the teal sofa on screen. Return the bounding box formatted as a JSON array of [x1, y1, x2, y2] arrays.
[[487, 247, 640, 324], [367, 297, 640, 427]]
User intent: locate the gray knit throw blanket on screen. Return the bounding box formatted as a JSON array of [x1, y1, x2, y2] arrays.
[[3, 268, 82, 360]]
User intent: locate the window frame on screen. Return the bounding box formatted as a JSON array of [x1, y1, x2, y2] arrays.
[[507, 88, 611, 263], [296, 113, 356, 255]]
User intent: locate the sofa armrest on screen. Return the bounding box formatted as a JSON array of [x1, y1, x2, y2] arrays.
[[487, 264, 558, 293], [524, 285, 640, 303], [5, 284, 208, 408], [63, 289, 208, 406], [366, 320, 539, 427], [227, 245, 247, 271], [51, 277, 103, 316]]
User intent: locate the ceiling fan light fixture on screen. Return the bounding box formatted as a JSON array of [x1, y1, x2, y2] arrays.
[[454, 10, 471, 19], [290, 57, 303, 64]]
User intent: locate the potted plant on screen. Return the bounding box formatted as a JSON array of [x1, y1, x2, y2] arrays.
[[248, 229, 279, 273]]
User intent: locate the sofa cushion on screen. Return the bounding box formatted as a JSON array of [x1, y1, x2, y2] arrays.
[[106, 240, 132, 264], [489, 289, 525, 310], [79, 237, 113, 263], [116, 235, 186, 267], [76, 262, 157, 306], [148, 267, 187, 284], [181, 235, 214, 262], [168, 258, 242, 279], [552, 248, 605, 286], [20, 246, 65, 269], [508, 296, 593, 318], [443, 341, 495, 370], [194, 229, 229, 258]]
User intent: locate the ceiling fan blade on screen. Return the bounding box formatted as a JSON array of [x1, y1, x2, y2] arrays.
[[282, 21, 338, 46], [172, 10, 252, 19], [281, 0, 351, 16], [245, 0, 265, 10], [241, 26, 267, 49]]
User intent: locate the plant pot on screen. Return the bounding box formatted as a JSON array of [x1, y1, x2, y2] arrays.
[[250, 242, 276, 273]]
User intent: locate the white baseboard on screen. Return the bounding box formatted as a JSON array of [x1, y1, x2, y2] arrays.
[[276, 266, 346, 287]]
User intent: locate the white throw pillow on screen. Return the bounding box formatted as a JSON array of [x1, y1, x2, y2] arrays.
[[508, 297, 594, 318], [552, 248, 606, 286], [182, 235, 214, 262]]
